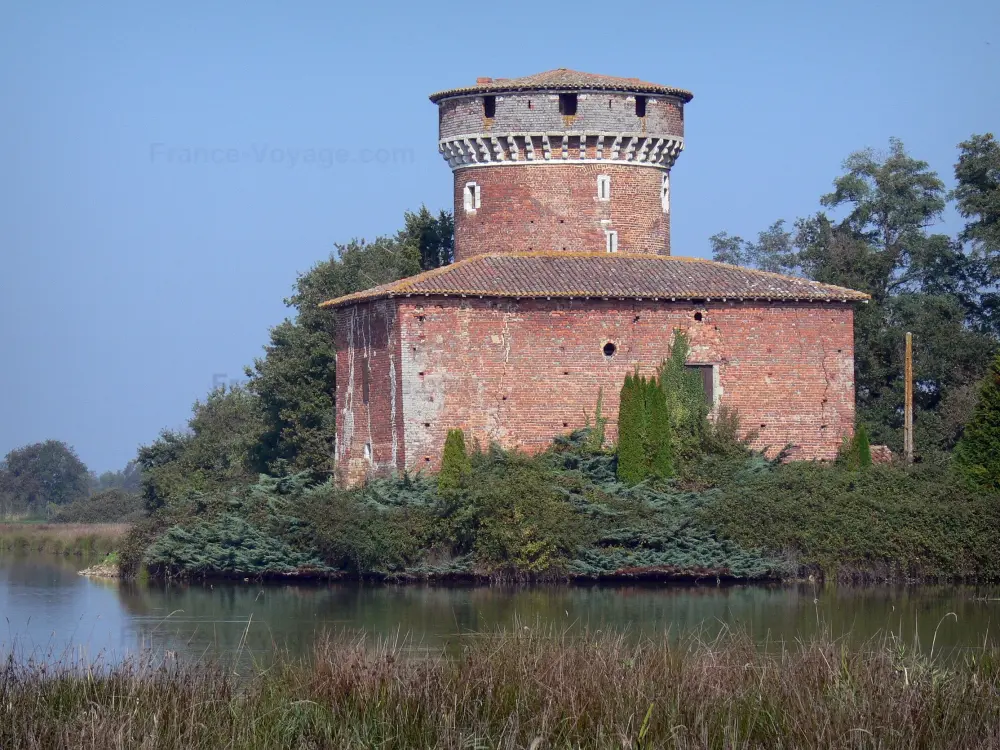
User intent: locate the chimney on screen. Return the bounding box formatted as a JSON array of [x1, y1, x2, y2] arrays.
[[476, 77, 493, 85]]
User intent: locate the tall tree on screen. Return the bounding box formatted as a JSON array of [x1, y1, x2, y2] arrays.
[[0, 441, 90, 517], [710, 138, 997, 453], [399, 206, 455, 270], [954, 352, 1000, 491]]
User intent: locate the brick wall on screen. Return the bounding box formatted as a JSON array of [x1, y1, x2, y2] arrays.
[[381, 297, 855, 478], [333, 300, 405, 486], [453, 163, 670, 259], [438, 92, 685, 140]]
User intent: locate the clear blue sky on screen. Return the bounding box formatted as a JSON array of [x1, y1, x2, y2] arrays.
[[2, 0, 997, 473]]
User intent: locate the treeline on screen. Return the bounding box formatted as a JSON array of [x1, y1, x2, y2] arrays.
[[711, 134, 1000, 456], [0, 440, 141, 520]]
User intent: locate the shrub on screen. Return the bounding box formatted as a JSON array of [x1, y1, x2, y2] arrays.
[[438, 429, 471, 493], [705, 460, 1000, 581], [616, 372, 647, 485], [646, 376, 674, 479], [658, 330, 709, 463], [51, 489, 144, 524], [840, 424, 873, 471], [955, 353, 1000, 491]]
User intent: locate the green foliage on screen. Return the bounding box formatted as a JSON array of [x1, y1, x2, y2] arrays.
[[954, 353, 1000, 491], [658, 331, 709, 463], [706, 460, 1000, 581], [701, 406, 758, 459], [137, 386, 264, 513], [50, 489, 144, 524], [710, 137, 999, 455], [616, 372, 647, 484], [144, 514, 326, 577], [246, 210, 453, 475], [438, 429, 471, 494], [0, 440, 91, 518], [645, 377, 674, 480], [840, 425, 873, 471]]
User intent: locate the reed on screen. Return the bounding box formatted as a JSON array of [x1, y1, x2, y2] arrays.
[[2, 626, 999, 748], [0, 523, 128, 556]]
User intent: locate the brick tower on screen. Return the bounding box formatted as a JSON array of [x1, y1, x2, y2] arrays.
[[324, 68, 868, 487], [430, 69, 692, 259]]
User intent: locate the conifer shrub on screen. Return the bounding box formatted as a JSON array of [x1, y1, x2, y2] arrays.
[[646, 376, 674, 480], [616, 372, 647, 485], [955, 353, 1000, 492], [583, 388, 608, 453], [840, 425, 873, 471], [438, 429, 471, 493]]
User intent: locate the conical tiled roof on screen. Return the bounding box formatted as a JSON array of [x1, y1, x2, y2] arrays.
[[429, 68, 694, 103], [319, 253, 869, 309]]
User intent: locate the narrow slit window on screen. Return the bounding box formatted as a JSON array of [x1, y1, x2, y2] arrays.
[[661, 173, 670, 213], [635, 95, 647, 117], [606, 230, 618, 253], [483, 95, 496, 118], [558, 93, 577, 116], [463, 182, 480, 212], [597, 174, 611, 201]]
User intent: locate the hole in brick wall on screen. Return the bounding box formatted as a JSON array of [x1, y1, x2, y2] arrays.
[[603, 342, 616, 357], [635, 95, 647, 117], [502, 395, 508, 400], [424, 456, 431, 462], [527, 99, 533, 109], [820, 424, 828, 429], [694, 312, 703, 321], [634, 315, 641, 323], [483, 95, 496, 118], [563, 422, 569, 427], [760, 424, 766, 429], [559, 93, 577, 116], [563, 370, 569, 375], [559, 219, 564, 223], [562, 247, 566, 250], [417, 315, 425, 323], [418, 371, 425, 377], [837, 349, 843, 353], [423, 422, 430, 428], [608, 98, 612, 109]]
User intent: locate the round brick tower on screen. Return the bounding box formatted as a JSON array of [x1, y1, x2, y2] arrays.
[[430, 69, 692, 260]]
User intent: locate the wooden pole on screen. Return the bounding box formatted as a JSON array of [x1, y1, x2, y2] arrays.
[[904, 332, 914, 464]]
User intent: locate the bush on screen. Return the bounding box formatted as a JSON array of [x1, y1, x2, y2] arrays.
[[50, 489, 144, 524], [955, 353, 1000, 491], [438, 429, 471, 493], [705, 460, 1000, 581], [616, 372, 646, 485], [840, 424, 873, 471]]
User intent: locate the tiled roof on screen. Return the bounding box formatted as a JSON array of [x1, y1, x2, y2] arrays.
[[319, 253, 870, 309], [429, 68, 694, 103]]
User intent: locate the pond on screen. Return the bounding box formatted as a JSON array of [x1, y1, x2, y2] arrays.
[[2, 551, 999, 665]]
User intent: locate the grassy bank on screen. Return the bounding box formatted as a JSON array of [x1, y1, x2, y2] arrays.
[[0, 523, 128, 556], [3, 628, 999, 749]]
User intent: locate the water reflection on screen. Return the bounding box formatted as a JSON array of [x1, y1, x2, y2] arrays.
[[2, 552, 999, 665]]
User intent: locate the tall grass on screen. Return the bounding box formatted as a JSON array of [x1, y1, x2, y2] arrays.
[[3, 627, 999, 748], [0, 523, 128, 556]]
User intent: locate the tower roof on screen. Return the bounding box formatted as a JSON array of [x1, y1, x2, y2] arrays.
[[429, 68, 694, 104], [319, 253, 869, 309]]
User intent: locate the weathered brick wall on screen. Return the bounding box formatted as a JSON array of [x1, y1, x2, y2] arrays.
[[453, 163, 670, 259], [333, 300, 405, 486], [388, 298, 855, 476], [438, 92, 685, 140]]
